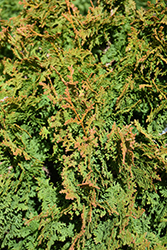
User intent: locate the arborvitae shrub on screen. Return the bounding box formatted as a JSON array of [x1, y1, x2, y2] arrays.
[[0, 0, 167, 249]]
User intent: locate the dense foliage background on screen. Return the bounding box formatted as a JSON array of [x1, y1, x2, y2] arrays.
[[0, 0, 159, 21], [0, 0, 167, 249], [0, 0, 23, 20]]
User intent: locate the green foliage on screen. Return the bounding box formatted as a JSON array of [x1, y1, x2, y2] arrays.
[[135, 0, 156, 9], [0, 0, 23, 20], [0, 0, 167, 249]]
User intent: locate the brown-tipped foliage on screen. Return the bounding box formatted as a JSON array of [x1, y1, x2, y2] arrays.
[[0, 0, 167, 249]]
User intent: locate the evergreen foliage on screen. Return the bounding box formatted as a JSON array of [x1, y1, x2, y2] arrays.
[[0, 0, 23, 20], [0, 0, 167, 249]]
